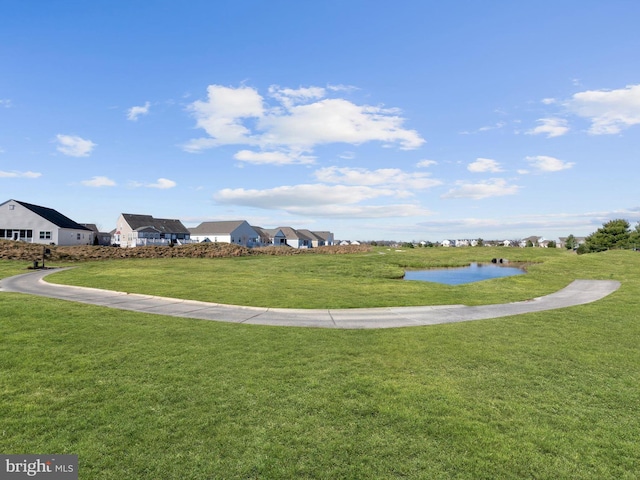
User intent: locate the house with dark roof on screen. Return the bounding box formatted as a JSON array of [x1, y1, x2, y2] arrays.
[[115, 213, 191, 248], [0, 199, 93, 246], [189, 220, 260, 247]]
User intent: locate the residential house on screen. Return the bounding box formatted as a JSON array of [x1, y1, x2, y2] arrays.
[[81, 223, 112, 246], [0, 199, 93, 246], [253, 227, 285, 247], [252, 226, 273, 246], [189, 220, 260, 247], [520, 236, 543, 248], [277, 227, 312, 248], [115, 213, 191, 248], [296, 229, 335, 247], [310, 230, 334, 246]]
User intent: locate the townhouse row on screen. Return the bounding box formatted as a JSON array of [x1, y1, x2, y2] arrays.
[[0, 199, 334, 249]]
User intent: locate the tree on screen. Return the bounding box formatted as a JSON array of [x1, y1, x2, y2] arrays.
[[547, 240, 556, 248], [526, 240, 534, 247], [565, 234, 576, 250], [630, 222, 640, 250], [584, 219, 631, 252]]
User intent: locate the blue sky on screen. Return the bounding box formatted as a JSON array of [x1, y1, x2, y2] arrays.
[[1, 1, 639, 241]]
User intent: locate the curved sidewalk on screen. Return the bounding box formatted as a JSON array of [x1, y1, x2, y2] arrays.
[[0, 268, 621, 329]]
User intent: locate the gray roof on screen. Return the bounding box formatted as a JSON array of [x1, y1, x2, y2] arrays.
[[296, 229, 322, 241], [121, 214, 190, 234], [263, 228, 286, 237], [189, 220, 249, 235], [312, 231, 332, 241], [9, 200, 91, 231], [252, 226, 272, 239], [277, 227, 312, 241]]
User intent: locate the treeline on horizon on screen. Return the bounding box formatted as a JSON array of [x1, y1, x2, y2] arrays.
[[367, 219, 640, 254]]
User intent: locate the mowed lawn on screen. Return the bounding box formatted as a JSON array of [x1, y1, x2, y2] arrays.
[[1, 248, 639, 479], [46, 247, 607, 308]]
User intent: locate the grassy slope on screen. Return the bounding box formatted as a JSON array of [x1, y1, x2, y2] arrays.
[[1, 250, 639, 479]]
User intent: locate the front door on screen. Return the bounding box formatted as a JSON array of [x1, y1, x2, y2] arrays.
[[12, 230, 19, 240]]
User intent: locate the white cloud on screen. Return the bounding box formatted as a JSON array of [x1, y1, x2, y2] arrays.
[[184, 84, 425, 154], [525, 155, 574, 172], [541, 98, 557, 105], [214, 183, 430, 218], [130, 178, 177, 189], [185, 84, 264, 149], [0, 170, 41, 178], [127, 101, 151, 121], [442, 178, 520, 200], [567, 83, 640, 134], [260, 98, 424, 150], [148, 178, 177, 189], [460, 122, 506, 135], [215, 184, 395, 207], [269, 85, 326, 108], [467, 158, 503, 173], [314, 166, 441, 190], [81, 176, 116, 187], [416, 159, 437, 168], [234, 150, 315, 165], [327, 84, 358, 93], [0, 99, 11, 108], [55, 134, 96, 157], [284, 203, 431, 218], [527, 117, 569, 138]]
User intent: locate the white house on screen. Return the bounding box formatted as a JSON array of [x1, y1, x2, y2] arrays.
[[296, 229, 335, 247], [0, 199, 93, 246], [313, 231, 334, 246], [256, 227, 287, 246], [276, 227, 313, 248], [114, 213, 191, 248], [189, 220, 260, 247]]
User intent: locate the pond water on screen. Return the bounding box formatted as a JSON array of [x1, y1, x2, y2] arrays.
[[404, 262, 525, 285]]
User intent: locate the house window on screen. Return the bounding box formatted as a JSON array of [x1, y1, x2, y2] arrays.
[[9, 204, 14, 210], [77, 233, 81, 240], [39, 231, 52, 240]]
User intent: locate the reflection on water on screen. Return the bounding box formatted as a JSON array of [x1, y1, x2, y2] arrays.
[[404, 262, 525, 285]]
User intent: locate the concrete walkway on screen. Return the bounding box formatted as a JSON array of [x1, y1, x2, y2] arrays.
[[0, 268, 621, 329]]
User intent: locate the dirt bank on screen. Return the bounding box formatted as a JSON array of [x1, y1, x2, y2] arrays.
[[0, 240, 371, 262]]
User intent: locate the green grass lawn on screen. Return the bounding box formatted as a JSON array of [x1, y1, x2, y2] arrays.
[[44, 247, 615, 308], [1, 249, 639, 479]]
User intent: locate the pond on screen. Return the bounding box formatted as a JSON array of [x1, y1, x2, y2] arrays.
[[404, 262, 526, 285]]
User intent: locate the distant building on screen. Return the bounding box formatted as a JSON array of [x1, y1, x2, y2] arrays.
[[296, 229, 335, 247], [81, 223, 112, 246], [276, 227, 313, 249]]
